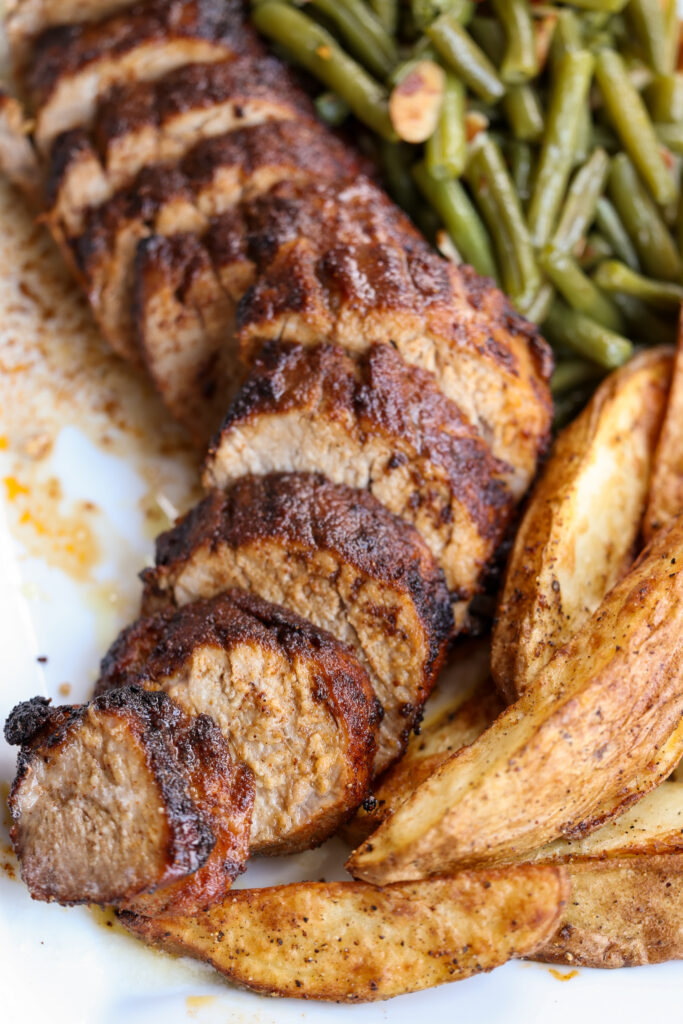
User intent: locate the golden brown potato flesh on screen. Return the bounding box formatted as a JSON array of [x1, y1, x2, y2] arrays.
[[492, 347, 672, 702], [119, 864, 568, 1002], [347, 514, 683, 883], [645, 315, 683, 541], [537, 854, 683, 968]]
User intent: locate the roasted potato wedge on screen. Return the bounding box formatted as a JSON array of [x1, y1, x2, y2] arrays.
[[493, 347, 672, 702], [347, 515, 683, 884], [344, 641, 502, 844], [537, 854, 683, 967], [529, 781, 683, 863], [119, 865, 568, 1002], [644, 316, 683, 541]]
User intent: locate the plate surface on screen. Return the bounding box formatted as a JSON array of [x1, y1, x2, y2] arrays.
[[0, 81, 681, 1024]]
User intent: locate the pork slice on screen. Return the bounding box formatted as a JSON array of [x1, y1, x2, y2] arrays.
[[204, 341, 516, 626], [0, 91, 42, 202], [69, 118, 359, 363], [27, 0, 259, 151], [44, 54, 313, 232], [5, 0, 137, 71], [230, 178, 554, 498], [132, 231, 249, 434], [96, 590, 379, 854], [4, 686, 254, 913], [140, 475, 453, 774]]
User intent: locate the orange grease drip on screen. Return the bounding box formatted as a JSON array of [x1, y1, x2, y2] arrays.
[[548, 968, 579, 982]]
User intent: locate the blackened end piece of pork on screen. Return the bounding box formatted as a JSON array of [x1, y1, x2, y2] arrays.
[[223, 178, 553, 497], [45, 55, 316, 235], [204, 341, 517, 626], [70, 118, 362, 368], [141, 475, 453, 773], [27, 0, 259, 151], [4, 687, 253, 912], [133, 231, 244, 432], [96, 590, 380, 854]]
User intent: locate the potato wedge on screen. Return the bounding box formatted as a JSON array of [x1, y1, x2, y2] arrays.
[[347, 515, 683, 884], [536, 854, 683, 967], [344, 642, 502, 844], [119, 865, 568, 1002], [493, 347, 672, 702], [644, 316, 683, 541], [528, 781, 683, 863]]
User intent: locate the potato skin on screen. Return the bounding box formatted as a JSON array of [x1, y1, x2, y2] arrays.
[[348, 514, 683, 883], [492, 347, 672, 703], [119, 865, 568, 1002], [537, 854, 683, 968]]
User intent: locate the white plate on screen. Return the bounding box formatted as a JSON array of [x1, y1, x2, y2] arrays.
[[0, 83, 681, 1024]]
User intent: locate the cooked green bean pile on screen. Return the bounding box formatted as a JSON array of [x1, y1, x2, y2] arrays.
[[250, 0, 683, 419]]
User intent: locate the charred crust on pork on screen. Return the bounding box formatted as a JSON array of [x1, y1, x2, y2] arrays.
[[28, 0, 257, 104]]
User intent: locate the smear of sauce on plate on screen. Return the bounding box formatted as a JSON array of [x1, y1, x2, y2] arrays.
[[548, 968, 579, 981], [186, 996, 217, 1018]]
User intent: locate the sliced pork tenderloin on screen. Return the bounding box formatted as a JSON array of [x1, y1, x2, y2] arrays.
[[44, 54, 315, 237], [69, 119, 361, 363], [26, 0, 259, 152], [4, 686, 254, 914], [96, 590, 380, 854], [231, 178, 553, 498], [204, 341, 516, 627], [140, 474, 453, 773], [6, 0, 138, 71], [132, 231, 247, 433]]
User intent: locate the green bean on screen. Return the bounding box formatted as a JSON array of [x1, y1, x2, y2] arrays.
[[507, 139, 533, 202], [578, 232, 614, 270], [502, 83, 544, 141], [655, 122, 683, 154], [542, 298, 633, 369], [412, 0, 437, 30], [425, 73, 467, 179], [303, 0, 398, 80], [592, 259, 683, 309], [524, 282, 556, 324], [413, 161, 499, 280], [626, 0, 672, 75], [314, 90, 350, 126], [380, 141, 419, 216], [558, 0, 628, 10], [468, 16, 505, 63], [551, 359, 602, 393], [465, 134, 541, 310], [252, 3, 396, 140], [527, 49, 595, 248], [551, 9, 582, 63], [646, 74, 683, 124], [608, 153, 682, 280], [595, 197, 640, 270], [613, 293, 678, 345], [428, 13, 505, 103], [370, 0, 398, 34], [573, 104, 592, 166], [540, 248, 624, 331], [663, 0, 679, 76], [595, 49, 677, 207], [552, 149, 610, 253], [491, 0, 538, 83]]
